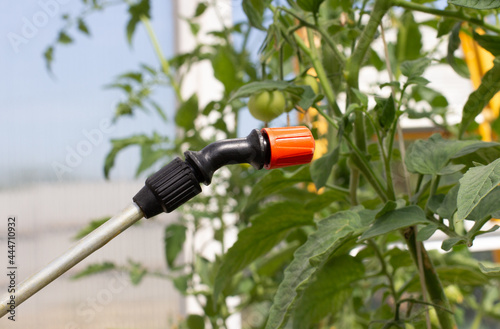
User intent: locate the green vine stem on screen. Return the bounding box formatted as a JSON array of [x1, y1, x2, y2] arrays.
[[314, 106, 389, 201], [346, 0, 392, 203], [392, 0, 500, 35], [140, 15, 184, 103], [368, 240, 398, 312], [292, 30, 342, 117], [404, 227, 456, 329], [278, 6, 346, 65]]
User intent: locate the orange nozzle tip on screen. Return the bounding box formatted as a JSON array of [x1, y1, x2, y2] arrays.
[[261, 126, 315, 169]]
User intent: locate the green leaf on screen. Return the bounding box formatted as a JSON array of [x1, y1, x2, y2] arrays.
[[185, 314, 205, 329], [173, 274, 190, 295], [119, 72, 143, 82], [438, 163, 465, 175], [43, 46, 54, 72], [441, 237, 466, 251], [104, 135, 153, 178], [212, 48, 241, 94], [412, 85, 448, 107], [351, 88, 368, 107], [452, 143, 500, 168], [214, 202, 314, 300], [193, 2, 208, 17], [77, 18, 90, 35], [400, 57, 432, 78], [376, 200, 405, 218], [417, 224, 438, 241], [296, 0, 325, 13], [437, 184, 459, 219], [244, 166, 311, 211], [396, 11, 422, 62], [447, 23, 470, 79], [242, 0, 268, 31], [479, 262, 500, 277], [165, 224, 187, 269], [387, 248, 414, 269], [437, 266, 489, 286], [448, 0, 500, 9], [405, 134, 485, 175], [473, 32, 500, 56], [374, 95, 396, 131], [175, 94, 199, 130], [292, 255, 364, 328], [405, 76, 430, 88], [256, 241, 300, 277], [58, 31, 73, 44], [126, 0, 150, 44], [128, 260, 147, 285], [304, 190, 348, 211], [149, 100, 168, 122], [468, 186, 500, 221], [72, 262, 115, 279], [457, 158, 500, 220], [310, 147, 339, 190], [360, 206, 428, 240], [265, 210, 369, 329], [136, 143, 166, 176], [460, 57, 500, 137], [73, 217, 110, 240], [437, 17, 457, 38]]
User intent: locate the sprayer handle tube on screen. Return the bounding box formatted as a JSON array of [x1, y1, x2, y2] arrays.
[[0, 203, 144, 319]]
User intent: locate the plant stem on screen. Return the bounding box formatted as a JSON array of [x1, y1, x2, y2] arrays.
[[392, 0, 500, 34], [293, 30, 341, 117], [349, 170, 360, 205], [470, 312, 482, 329], [368, 240, 398, 310], [379, 22, 412, 198], [325, 184, 350, 195], [346, 0, 391, 200], [404, 227, 456, 329], [426, 215, 460, 237], [425, 175, 440, 214], [140, 15, 184, 103], [466, 215, 493, 243], [314, 106, 389, 201], [278, 6, 346, 64]]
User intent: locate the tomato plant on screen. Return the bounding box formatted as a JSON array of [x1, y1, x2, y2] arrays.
[[48, 0, 500, 328]]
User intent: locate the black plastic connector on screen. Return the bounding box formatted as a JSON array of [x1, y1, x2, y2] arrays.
[[133, 129, 270, 218], [133, 158, 202, 218]]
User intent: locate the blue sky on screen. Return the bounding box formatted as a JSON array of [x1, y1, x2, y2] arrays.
[[0, 0, 178, 187]]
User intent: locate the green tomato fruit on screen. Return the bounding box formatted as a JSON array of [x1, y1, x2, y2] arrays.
[[298, 74, 320, 94], [248, 90, 286, 122]]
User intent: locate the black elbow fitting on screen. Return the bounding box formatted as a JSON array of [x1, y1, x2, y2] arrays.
[[184, 129, 269, 185], [133, 127, 314, 218]]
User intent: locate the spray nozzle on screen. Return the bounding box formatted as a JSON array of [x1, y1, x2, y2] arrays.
[[133, 126, 315, 218]]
